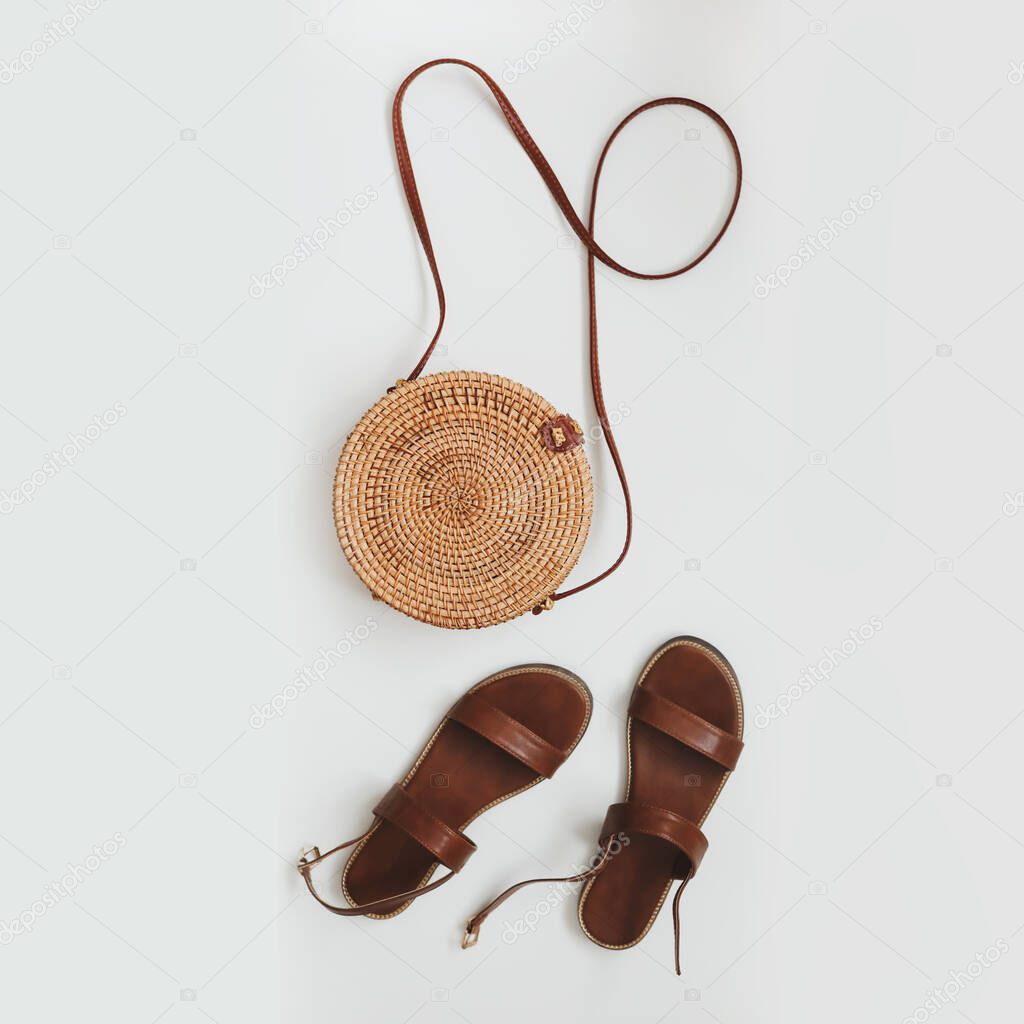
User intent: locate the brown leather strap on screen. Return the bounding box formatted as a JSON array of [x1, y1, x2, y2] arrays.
[[671, 875, 691, 976], [392, 59, 742, 610], [600, 802, 708, 876], [373, 784, 477, 870], [601, 800, 706, 973], [297, 784, 477, 917], [629, 687, 744, 770], [461, 809, 701, 974], [461, 840, 615, 949], [296, 829, 457, 917], [448, 691, 567, 778]]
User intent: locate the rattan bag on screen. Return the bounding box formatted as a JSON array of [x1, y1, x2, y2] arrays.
[[334, 59, 741, 630]]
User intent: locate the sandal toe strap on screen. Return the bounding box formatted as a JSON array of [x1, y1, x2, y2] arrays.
[[448, 691, 567, 778], [373, 784, 476, 871], [629, 687, 743, 770], [600, 801, 708, 877]]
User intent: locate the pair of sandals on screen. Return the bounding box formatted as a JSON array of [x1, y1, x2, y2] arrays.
[[298, 635, 744, 973]]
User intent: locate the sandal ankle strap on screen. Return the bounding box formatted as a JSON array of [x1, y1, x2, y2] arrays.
[[297, 783, 477, 917], [296, 831, 457, 918]]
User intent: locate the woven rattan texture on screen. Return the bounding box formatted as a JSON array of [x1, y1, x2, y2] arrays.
[[334, 372, 593, 629]]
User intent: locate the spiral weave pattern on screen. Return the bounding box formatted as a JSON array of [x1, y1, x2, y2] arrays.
[[334, 372, 593, 629]]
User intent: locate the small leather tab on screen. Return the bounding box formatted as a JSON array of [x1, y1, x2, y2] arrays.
[[540, 415, 583, 453]]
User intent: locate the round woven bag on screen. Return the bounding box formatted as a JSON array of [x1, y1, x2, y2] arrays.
[[334, 372, 592, 629], [332, 60, 741, 629]]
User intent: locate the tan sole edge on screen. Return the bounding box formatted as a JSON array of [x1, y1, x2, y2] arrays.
[[577, 635, 744, 951], [341, 664, 593, 920]]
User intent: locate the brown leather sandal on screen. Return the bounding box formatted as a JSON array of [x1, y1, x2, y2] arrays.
[[297, 665, 592, 919], [464, 636, 743, 973]]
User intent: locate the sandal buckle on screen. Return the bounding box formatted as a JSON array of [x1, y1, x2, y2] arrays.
[[297, 846, 321, 870]]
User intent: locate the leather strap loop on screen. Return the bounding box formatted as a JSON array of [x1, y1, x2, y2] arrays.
[[629, 688, 743, 770], [448, 691, 566, 778], [392, 59, 742, 609], [600, 802, 708, 876], [373, 784, 477, 871]]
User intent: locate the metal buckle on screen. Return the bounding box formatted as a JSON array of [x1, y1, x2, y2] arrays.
[[297, 846, 321, 870]]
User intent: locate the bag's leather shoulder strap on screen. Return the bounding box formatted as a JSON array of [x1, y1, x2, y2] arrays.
[[392, 58, 742, 610]]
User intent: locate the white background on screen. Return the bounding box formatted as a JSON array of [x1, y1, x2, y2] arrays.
[[2, 1, 1024, 1022]]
